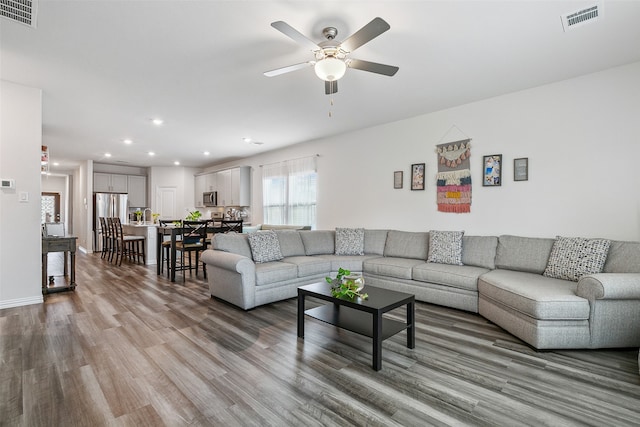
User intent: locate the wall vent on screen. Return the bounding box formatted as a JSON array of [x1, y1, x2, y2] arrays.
[[561, 3, 601, 32], [0, 0, 37, 28]]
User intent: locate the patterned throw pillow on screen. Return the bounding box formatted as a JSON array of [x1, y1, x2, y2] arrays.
[[335, 228, 365, 256], [427, 230, 464, 265], [543, 236, 611, 282], [247, 230, 283, 263]]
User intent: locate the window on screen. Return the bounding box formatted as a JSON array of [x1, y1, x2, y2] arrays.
[[262, 156, 317, 228]]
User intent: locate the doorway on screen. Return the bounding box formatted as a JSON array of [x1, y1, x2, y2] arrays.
[[41, 192, 61, 223]]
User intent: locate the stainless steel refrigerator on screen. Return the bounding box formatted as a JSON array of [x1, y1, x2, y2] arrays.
[[93, 193, 129, 251]]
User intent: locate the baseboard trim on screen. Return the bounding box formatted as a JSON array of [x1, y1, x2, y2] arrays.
[[0, 295, 44, 309]]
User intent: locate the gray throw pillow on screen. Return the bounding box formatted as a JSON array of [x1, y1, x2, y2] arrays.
[[335, 228, 365, 255], [247, 230, 283, 263], [543, 236, 611, 281], [428, 230, 464, 265]]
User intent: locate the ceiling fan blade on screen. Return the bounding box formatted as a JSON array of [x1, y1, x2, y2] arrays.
[[271, 21, 321, 52], [348, 59, 399, 76], [325, 80, 338, 95], [264, 62, 314, 77], [340, 17, 390, 53]]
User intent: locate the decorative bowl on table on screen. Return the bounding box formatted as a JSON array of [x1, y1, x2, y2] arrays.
[[342, 273, 365, 292]]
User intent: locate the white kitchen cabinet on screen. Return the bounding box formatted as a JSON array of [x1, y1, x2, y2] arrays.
[[205, 172, 218, 192], [216, 166, 250, 206], [94, 173, 128, 193], [127, 175, 147, 207], [194, 174, 206, 207]]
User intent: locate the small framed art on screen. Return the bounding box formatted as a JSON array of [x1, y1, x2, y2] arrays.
[[394, 171, 403, 189], [482, 154, 502, 187], [411, 163, 425, 190], [514, 157, 528, 181]]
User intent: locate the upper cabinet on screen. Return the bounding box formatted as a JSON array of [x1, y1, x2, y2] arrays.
[[94, 173, 128, 193], [94, 173, 147, 206], [194, 166, 250, 207], [218, 166, 250, 207], [127, 175, 147, 207]]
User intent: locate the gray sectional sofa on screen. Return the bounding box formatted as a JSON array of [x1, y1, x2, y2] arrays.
[[200, 229, 640, 350]]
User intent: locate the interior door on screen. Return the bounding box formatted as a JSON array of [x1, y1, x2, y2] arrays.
[[156, 187, 177, 220]]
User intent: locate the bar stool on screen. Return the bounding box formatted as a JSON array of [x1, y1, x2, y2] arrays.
[[112, 217, 146, 266], [158, 219, 180, 276], [174, 220, 208, 280]]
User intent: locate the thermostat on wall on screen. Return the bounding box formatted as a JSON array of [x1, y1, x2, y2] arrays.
[[1, 178, 15, 189]]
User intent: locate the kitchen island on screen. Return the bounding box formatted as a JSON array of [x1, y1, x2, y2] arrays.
[[122, 222, 157, 265]]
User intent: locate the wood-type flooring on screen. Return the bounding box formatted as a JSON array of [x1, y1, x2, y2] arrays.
[[1, 251, 639, 426]]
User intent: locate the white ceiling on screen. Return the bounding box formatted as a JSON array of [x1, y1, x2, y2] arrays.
[[2, 1, 640, 170]]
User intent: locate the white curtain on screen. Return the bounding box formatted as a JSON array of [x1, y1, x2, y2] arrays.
[[262, 156, 317, 227]]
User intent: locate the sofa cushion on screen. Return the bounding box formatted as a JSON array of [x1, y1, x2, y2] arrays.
[[462, 235, 498, 269], [281, 256, 331, 278], [383, 230, 429, 260], [427, 230, 464, 265], [603, 240, 640, 273], [364, 229, 388, 255], [413, 262, 489, 291], [478, 269, 590, 320], [543, 236, 611, 282], [247, 230, 283, 263], [254, 261, 298, 286], [300, 230, 335, 255], [213, 232, 253, 259], [316, 254, 382, 273], [363, 257, 425, 280], [275, 230, 306, 257], [335, 228, 365, 255], [495, 235, 555, 274]]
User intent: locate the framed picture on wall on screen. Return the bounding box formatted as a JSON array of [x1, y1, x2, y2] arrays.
[[394, 171, 403, 189], [482, 154, 502, 187], [411, 163, 425, 190], [514, 157, 528, 181]]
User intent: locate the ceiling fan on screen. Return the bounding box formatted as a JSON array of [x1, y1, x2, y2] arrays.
[[264, 17, 399, 95]]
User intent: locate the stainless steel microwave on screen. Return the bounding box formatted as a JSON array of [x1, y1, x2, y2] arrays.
[[203, 191, 218, 207]]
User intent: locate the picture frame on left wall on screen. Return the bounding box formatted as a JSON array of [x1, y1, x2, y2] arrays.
[[411, 163, 425, 190]]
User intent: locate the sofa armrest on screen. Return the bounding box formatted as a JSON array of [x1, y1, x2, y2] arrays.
[[576, 273, 640, 300], [201, 249, 257, 309]]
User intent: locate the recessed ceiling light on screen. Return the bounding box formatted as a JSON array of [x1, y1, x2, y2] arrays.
[[148, 151, 155, 156], [123, 139, 133, 144], [243, 137, 252, 143], [151, 118, 164, 125], [53, 162, 60, 166], [203, 151, 210, 156], [174, 161, 180, 166], [105, 153, 112, 157]]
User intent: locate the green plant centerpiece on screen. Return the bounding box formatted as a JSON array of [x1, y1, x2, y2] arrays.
[[134, 209, 143, 223], [326, 268, 368, 300], [185, 210, 202, 221]]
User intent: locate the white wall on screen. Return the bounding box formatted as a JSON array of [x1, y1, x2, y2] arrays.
[[208, 61, 640, 241], [0, 80, 43, 308]]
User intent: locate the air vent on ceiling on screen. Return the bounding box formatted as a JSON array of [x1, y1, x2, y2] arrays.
[[0, 0, 38, 28], [561, 3, 601, 32]]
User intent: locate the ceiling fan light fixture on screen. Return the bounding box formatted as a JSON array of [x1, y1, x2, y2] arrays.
[[314, 57, 346, 81]]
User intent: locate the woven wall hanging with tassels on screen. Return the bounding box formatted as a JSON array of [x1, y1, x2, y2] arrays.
[[436, 139, 472, 213]]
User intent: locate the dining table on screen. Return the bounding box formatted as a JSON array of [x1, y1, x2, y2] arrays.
[[156, 221, 237, 282]]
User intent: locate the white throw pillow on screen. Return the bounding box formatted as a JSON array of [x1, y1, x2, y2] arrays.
[[247, 230, 283, 263], [428, 230, 464, 265], [543, 236, 611, 281]]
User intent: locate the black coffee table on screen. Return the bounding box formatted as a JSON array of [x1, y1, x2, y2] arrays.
[[297, 282, 415, 371]]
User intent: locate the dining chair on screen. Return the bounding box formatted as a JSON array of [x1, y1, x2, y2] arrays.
[[174, 220, 209, 280], [158, 219, 181, 276], [220, 219, 243, 233]]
